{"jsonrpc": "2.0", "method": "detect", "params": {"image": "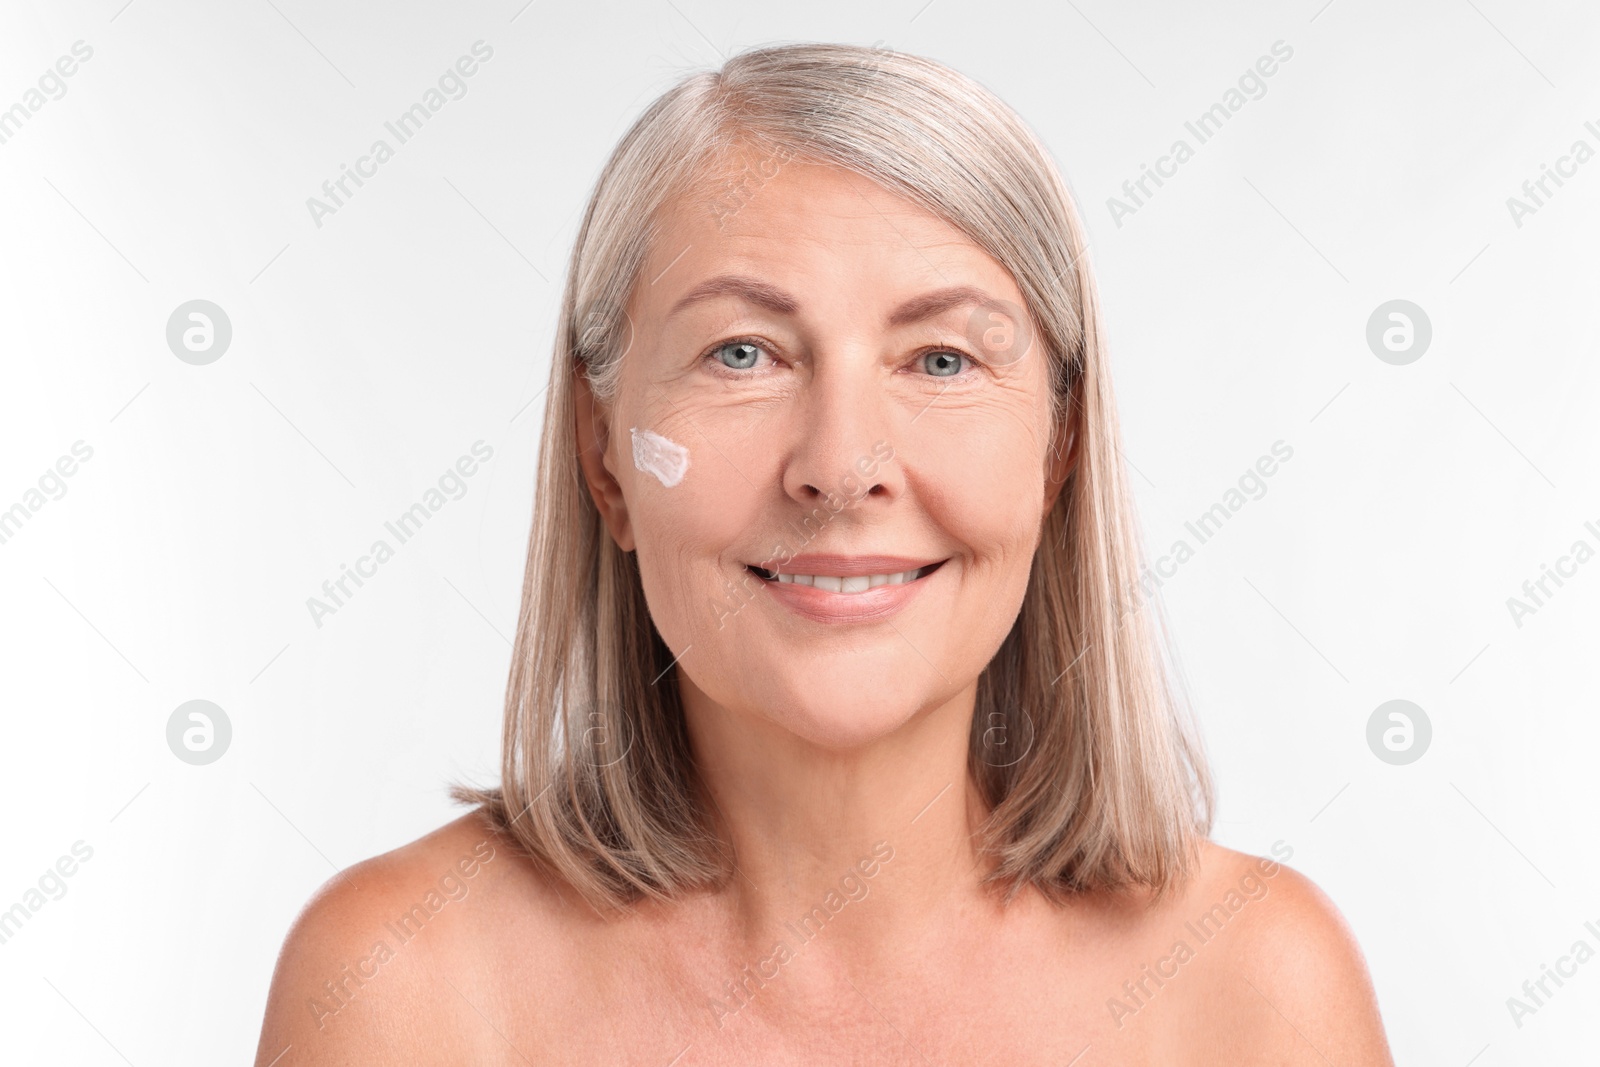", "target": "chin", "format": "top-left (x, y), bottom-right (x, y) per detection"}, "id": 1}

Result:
top-left (742, 667), bottom-right (933, 751)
